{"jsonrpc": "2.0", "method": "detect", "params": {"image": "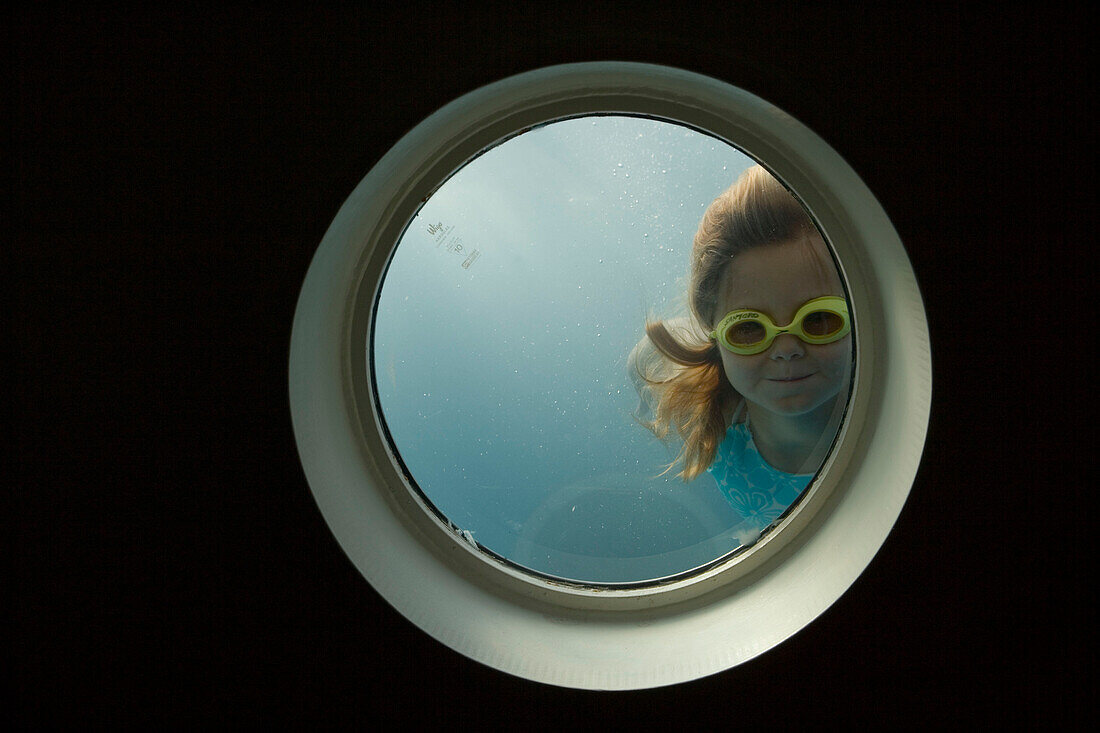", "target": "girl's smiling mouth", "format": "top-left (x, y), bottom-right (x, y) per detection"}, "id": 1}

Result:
top-left (769, 373), bottom-right (814, 382)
